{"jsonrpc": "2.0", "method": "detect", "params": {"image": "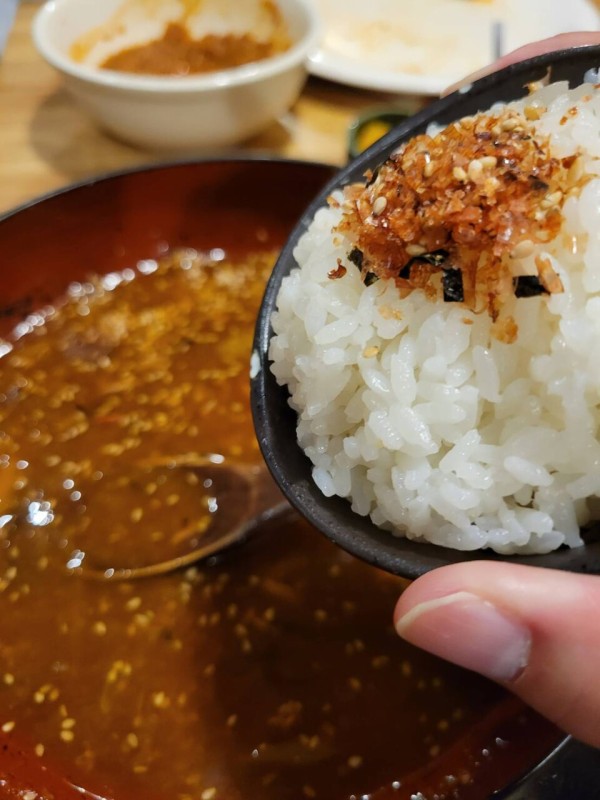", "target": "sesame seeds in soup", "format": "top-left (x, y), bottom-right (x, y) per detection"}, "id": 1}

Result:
top-left (0, 249), bottom-right (560, 798)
